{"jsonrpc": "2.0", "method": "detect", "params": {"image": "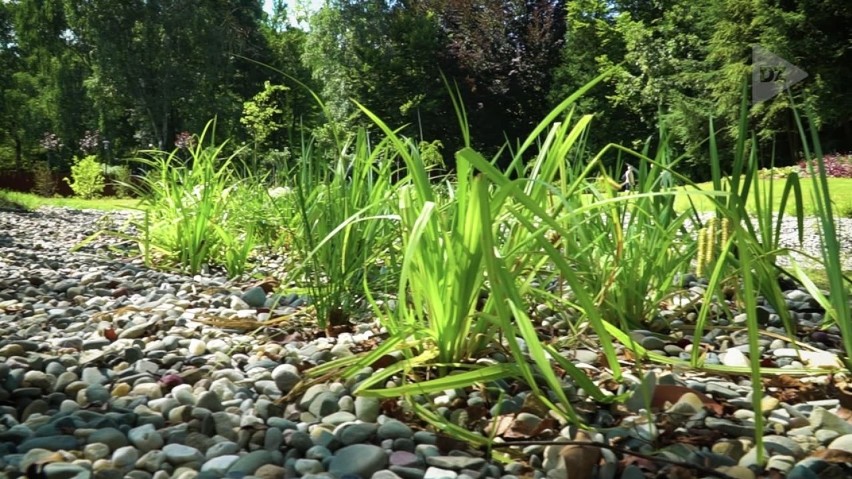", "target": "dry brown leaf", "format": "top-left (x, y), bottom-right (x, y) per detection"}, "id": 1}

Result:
top-left (560, 431), bottom-right (600, 479)
top-left (32, 451), bottom-right (69, 466)
top-left (528, 417), bottom-right (558, 437)
top-left (501, 415), bottom-right (559, 439)
top-left (652, 384), bottom-right (723, 415)
top-left (812, 448), bottom-right (852, 463)
top-left (762, 375), bottom-right (825, 403)
top-left (659, 465), bottom-right (696, 479)
top-left (560, 444), bottom-right (600, 479)
top-left (622, 454), bottom-right (659, 472)
top-left (484, 415), bottom-right (514, 437)
top-left (249, 276), bottom-right (280, 294)
top-left (829, 381), bottom-right (852, 411)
